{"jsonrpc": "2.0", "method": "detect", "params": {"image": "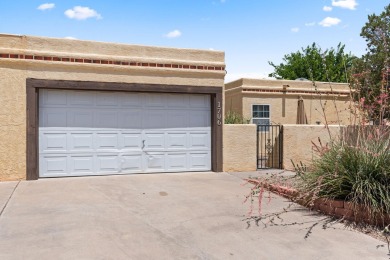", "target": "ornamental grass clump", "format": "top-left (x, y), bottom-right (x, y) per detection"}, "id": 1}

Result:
top-left (295, 125), bottom-right (390, 225)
